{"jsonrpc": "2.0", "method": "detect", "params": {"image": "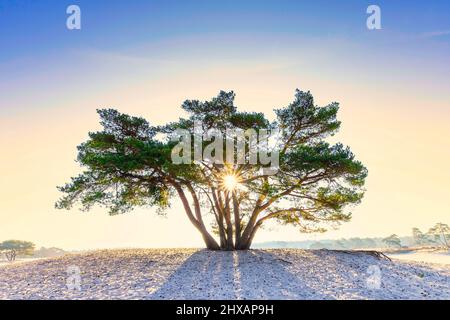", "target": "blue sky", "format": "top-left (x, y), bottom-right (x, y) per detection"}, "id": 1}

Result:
top-left (1, 0), bottom-right (450, 62)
